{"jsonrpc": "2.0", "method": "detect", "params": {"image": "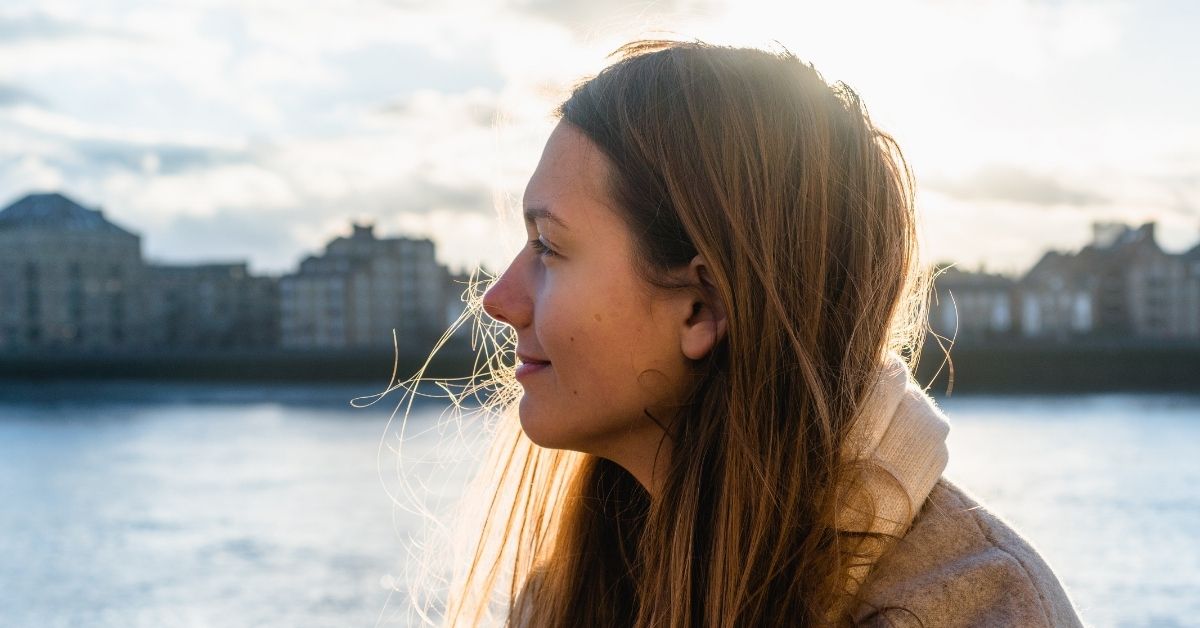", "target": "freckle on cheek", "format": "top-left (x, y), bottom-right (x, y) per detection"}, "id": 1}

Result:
top-left (594, 314), bottom-right (602, 322)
